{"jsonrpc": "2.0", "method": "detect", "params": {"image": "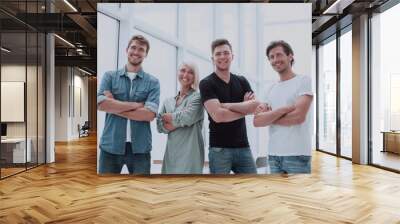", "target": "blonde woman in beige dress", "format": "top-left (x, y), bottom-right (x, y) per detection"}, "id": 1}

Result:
top-left (157, 62), bottom-right (204, 174)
